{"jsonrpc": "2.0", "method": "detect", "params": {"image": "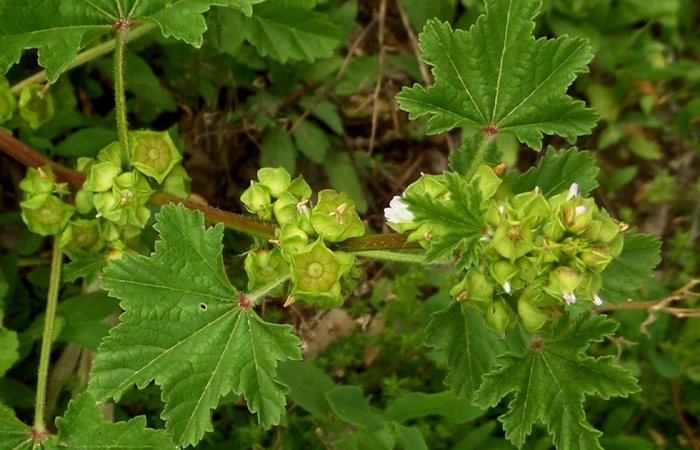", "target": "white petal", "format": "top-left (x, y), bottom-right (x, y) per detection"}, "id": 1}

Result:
top-left (497, 205), bottom-right (506, 213)
top-left (575, 205), bottom-right (588, 216)
top-left (503, 281), bottom-right (511, 294)
top-left (593, 293), bottom-right (603, 306)
top-left (566, 183), bottom-right (579, 201)
top-left (385, 196), bottom-right (414, 223)
top-left (563, 292), bottom-right (577, 305)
